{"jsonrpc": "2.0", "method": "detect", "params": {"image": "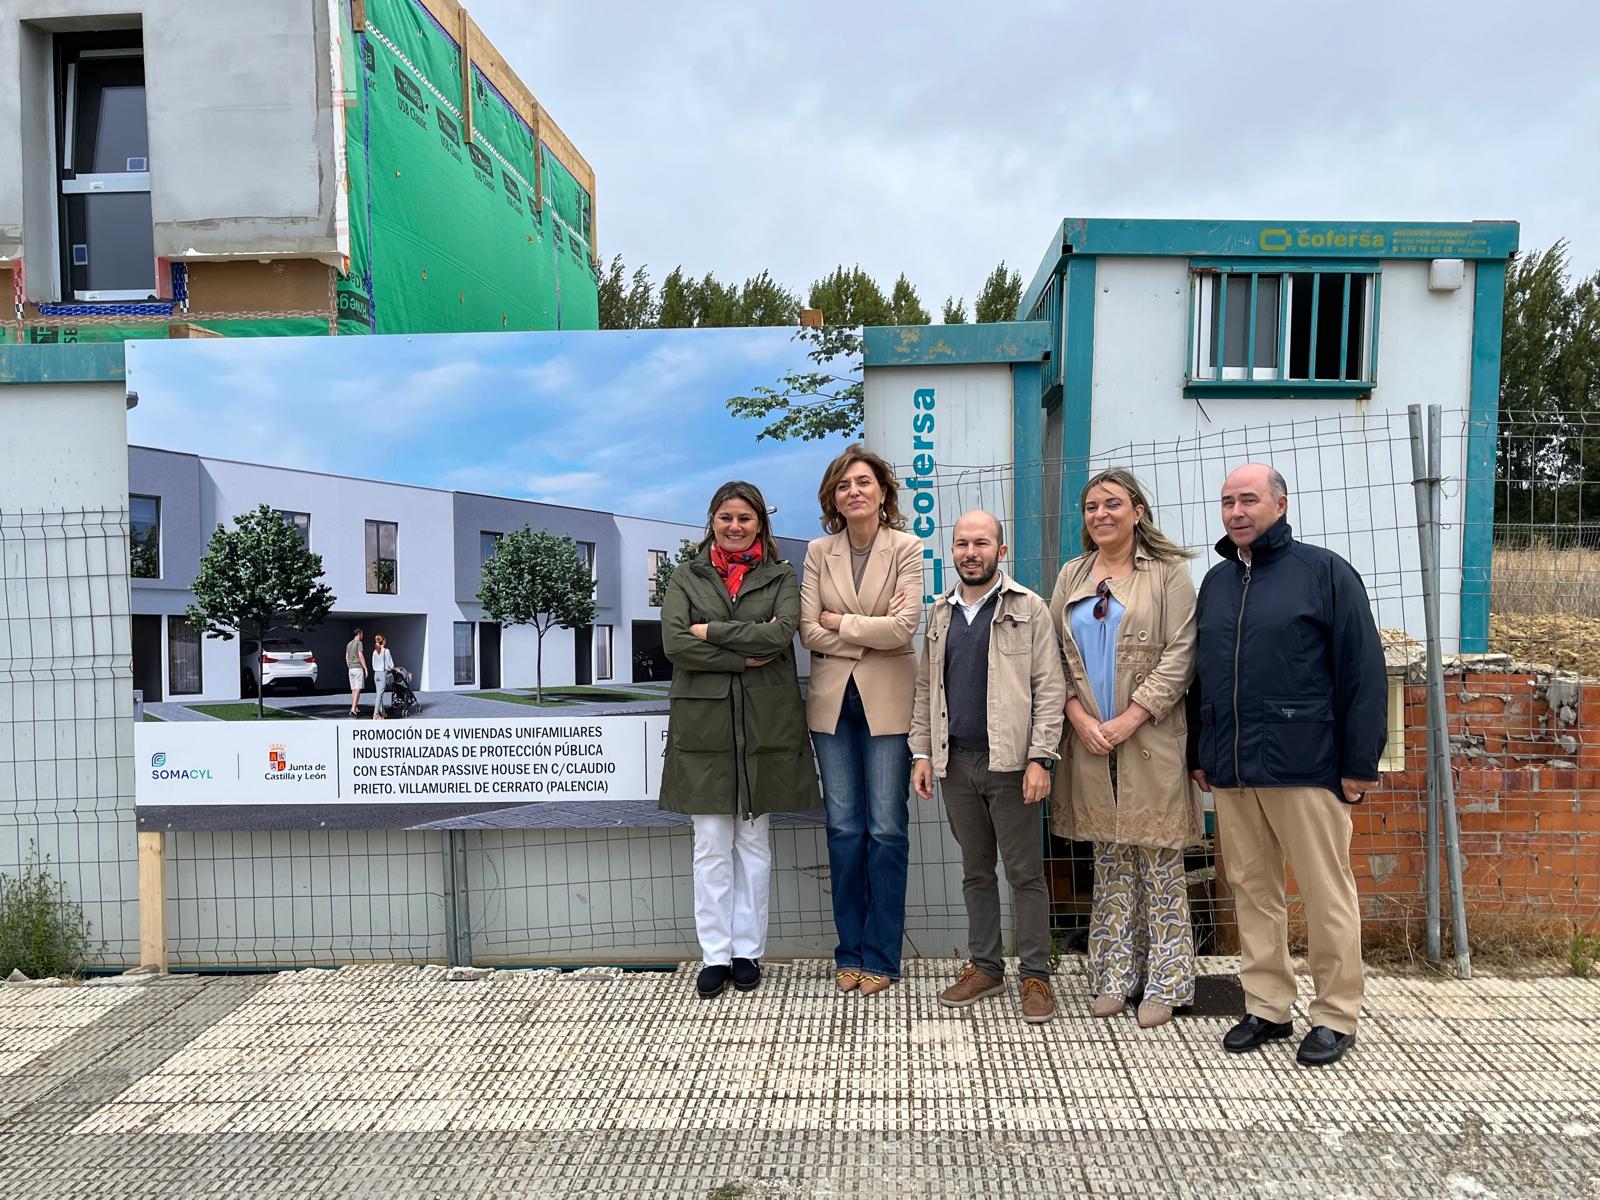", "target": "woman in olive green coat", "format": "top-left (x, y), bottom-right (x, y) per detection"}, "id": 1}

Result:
top-left (660, 480), bottom-right (820, 999)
